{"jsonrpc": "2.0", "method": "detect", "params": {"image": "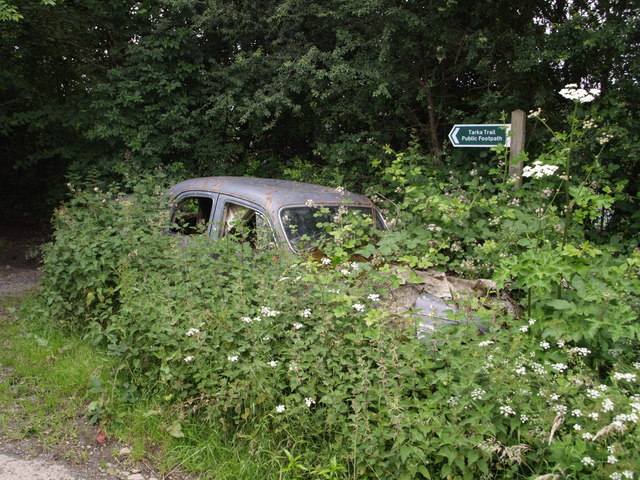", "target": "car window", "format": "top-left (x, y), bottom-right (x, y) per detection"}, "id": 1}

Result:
top-left (220, 202), bottom-right (274, 249)
top-left (171, 196), bottom-right (214, 235)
